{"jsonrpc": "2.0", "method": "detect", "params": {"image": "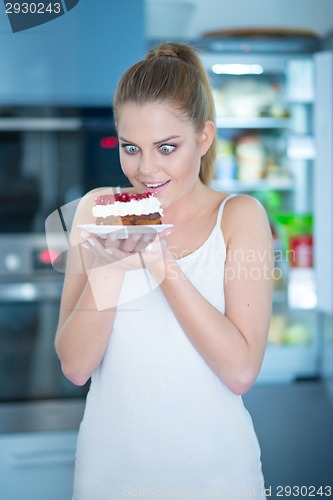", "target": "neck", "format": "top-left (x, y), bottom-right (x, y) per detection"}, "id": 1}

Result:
top-left (162, 180), bottom-right (210, 224)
